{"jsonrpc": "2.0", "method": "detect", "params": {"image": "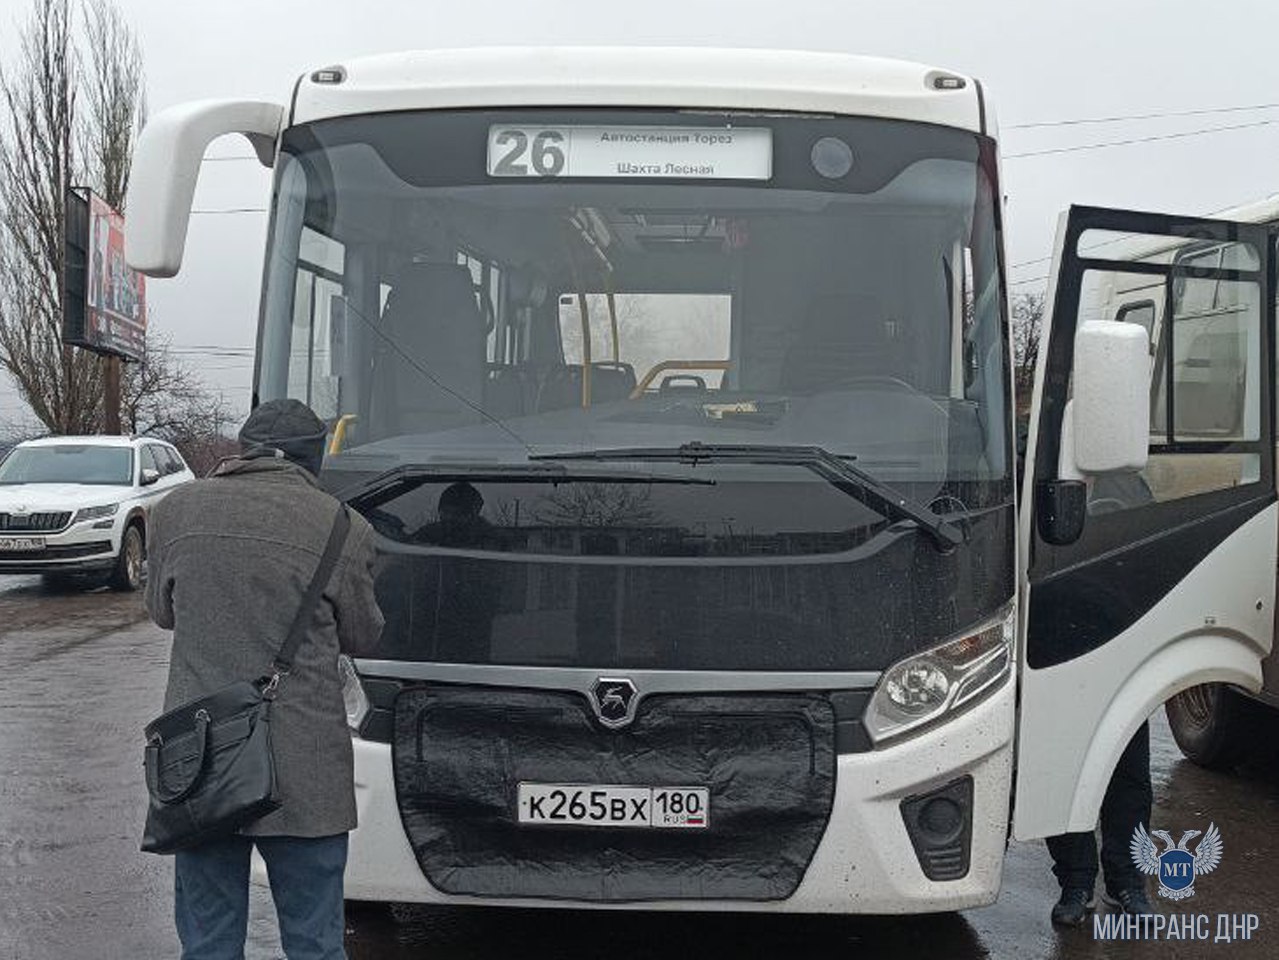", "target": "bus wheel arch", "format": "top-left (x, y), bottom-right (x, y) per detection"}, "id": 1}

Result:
top-left (1064, 635), bottom-right (1263, 832)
